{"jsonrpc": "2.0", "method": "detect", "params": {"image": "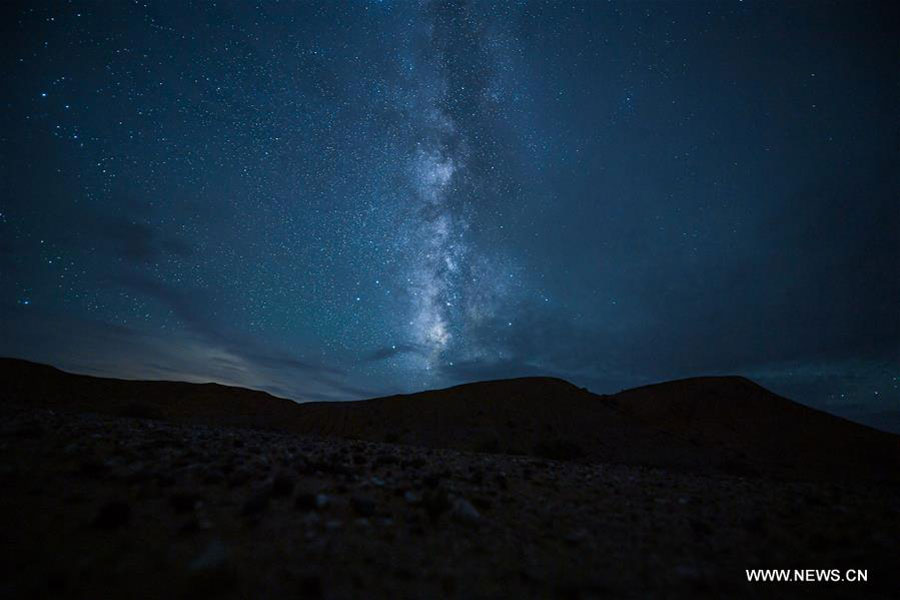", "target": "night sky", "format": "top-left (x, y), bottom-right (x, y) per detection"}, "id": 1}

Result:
top-left (1, 1), bottom-right (898, 431)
